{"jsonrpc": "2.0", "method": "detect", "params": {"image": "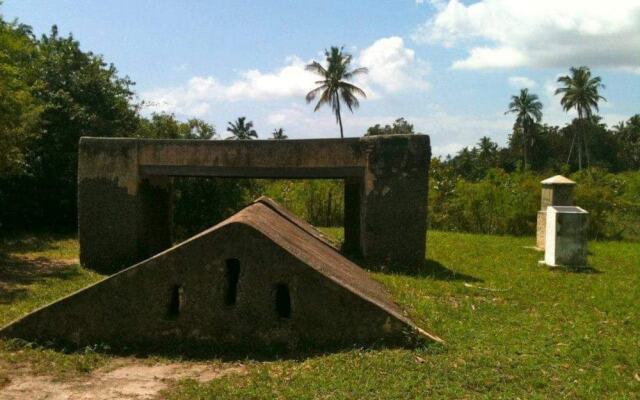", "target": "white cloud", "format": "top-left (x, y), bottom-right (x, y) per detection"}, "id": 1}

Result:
top-left (432, 142), bottom-right (465, 157)
top-left (142, 37), bottom-right (428, 117)
top-left (508, 76), bottom-right (536, 89)
top-left (413, 0), bottom-right (640, 71)
top-left (142, 58), bottom-right (317, 116)
top-left (358, 37), bottom-right (429, 92)
top-left (267, 113), bottom-right (287, 125)
top-left (225, 57), bottom-right (316, 101)
top-left (416, 0), bottom-right (447, 9)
